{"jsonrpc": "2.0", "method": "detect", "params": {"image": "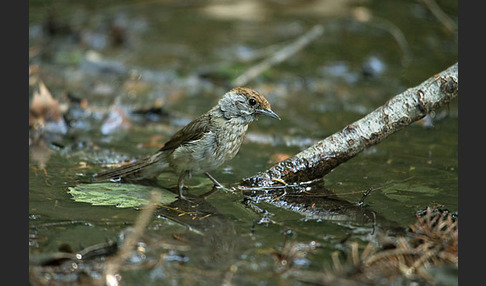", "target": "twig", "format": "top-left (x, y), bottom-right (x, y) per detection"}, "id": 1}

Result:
top-left (105, 190), bottom-right (161, 286)
top-left (357, 187), bottom-right (373, 206)
top-left (232, 25), bottom-right (324, 86)
top-left (372, 17), bottom-right (412, 67)
top-left (222, 264), bottom-right (238, 286)
top-left (420, 0), bottom-right (457, 33)
top-left (352, 9), bottom-right (412, 67)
